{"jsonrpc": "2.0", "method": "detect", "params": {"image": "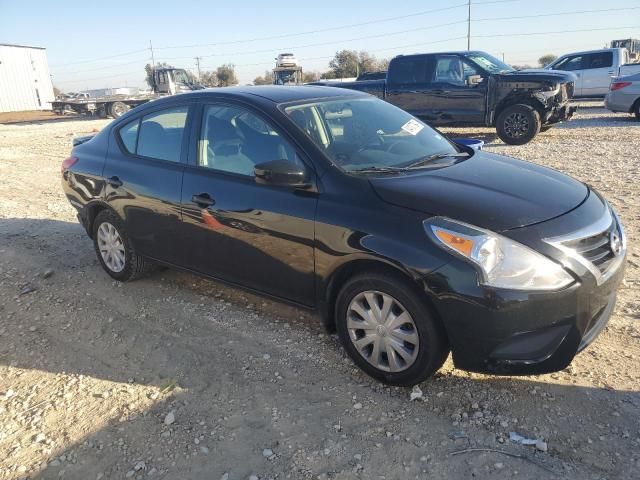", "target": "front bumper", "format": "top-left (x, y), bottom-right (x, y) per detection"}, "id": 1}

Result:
top-left (545, 103), bottom-right (577, 125)
top-left (422, 193), bottom-right (625, 375)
